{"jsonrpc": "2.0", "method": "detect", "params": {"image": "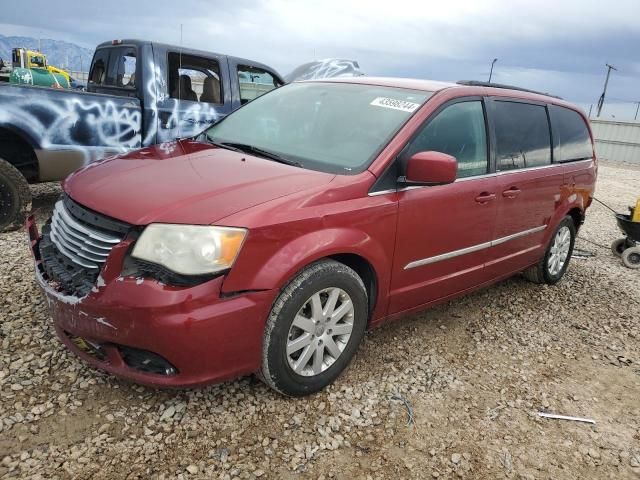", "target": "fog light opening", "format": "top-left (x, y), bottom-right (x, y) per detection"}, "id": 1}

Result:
top-left (117, 346), bottom-right (178, 376)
